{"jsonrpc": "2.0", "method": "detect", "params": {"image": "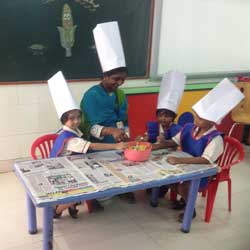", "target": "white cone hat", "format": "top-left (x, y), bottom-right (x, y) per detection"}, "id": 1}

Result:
top-left (48, 71), bottom-right (80, 119)
top-left (192, 78), bottom-right (245, 123)
top-left (93, 21), bottom-right (126, 72)
top-left (157, 70), bottom-right (186, 113)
